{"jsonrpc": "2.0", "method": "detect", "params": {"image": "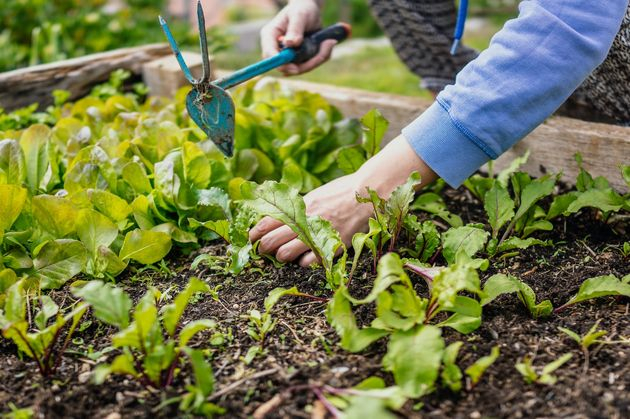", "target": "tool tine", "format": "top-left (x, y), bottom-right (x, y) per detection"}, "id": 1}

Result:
top-left (197, 1), bottom-right (211, 83)
top-left (159, 15), bottom-right (195, 84)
